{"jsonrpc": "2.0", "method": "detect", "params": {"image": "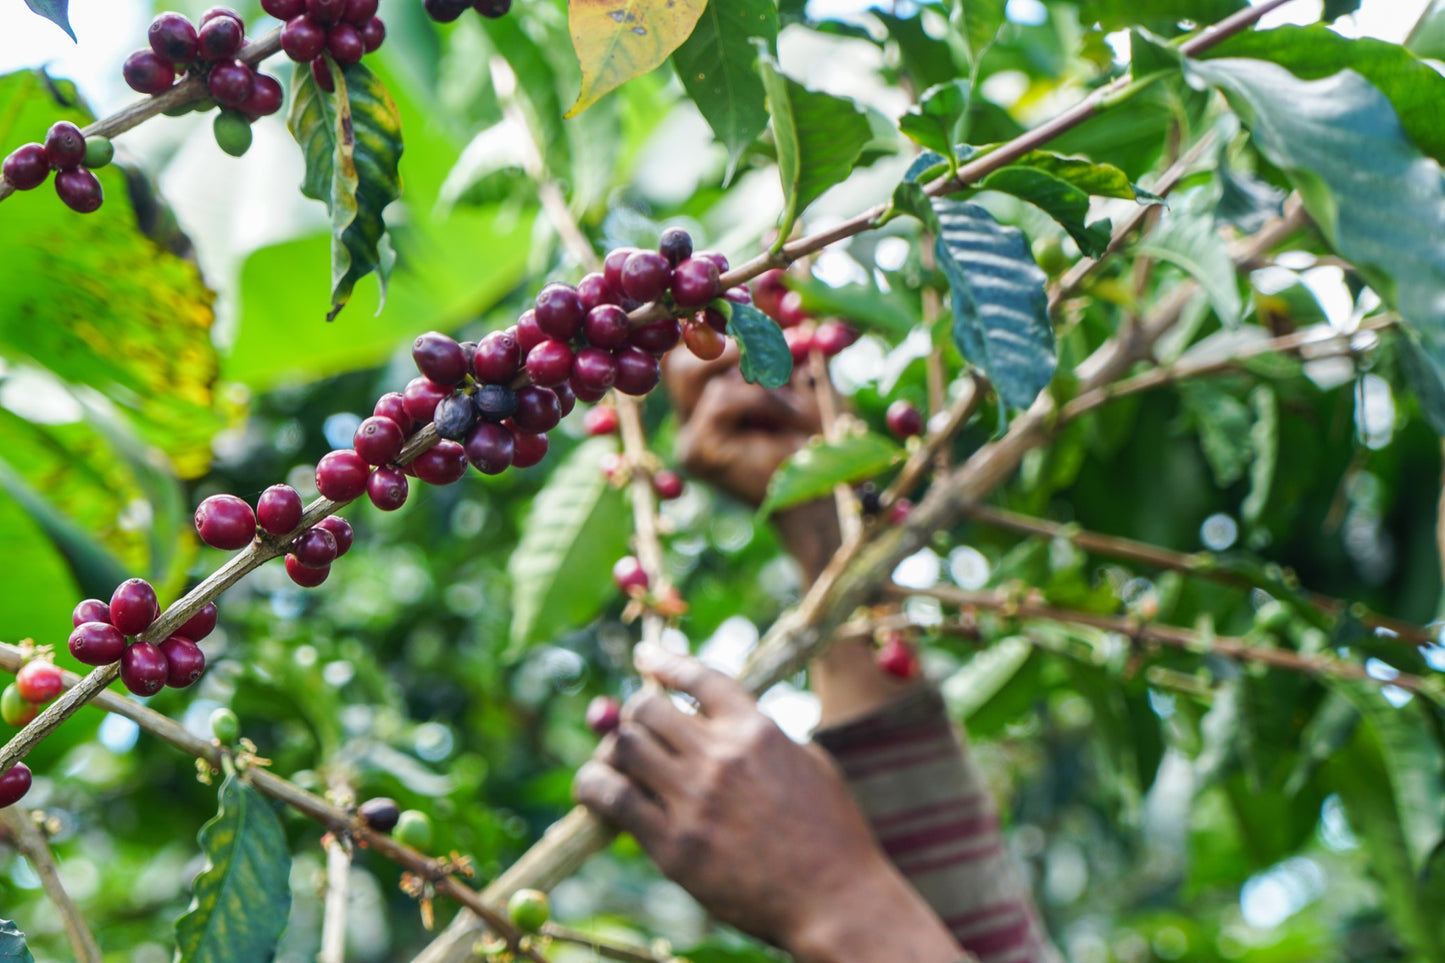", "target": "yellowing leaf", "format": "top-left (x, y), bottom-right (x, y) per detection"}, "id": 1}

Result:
top-left (567, 0), bottom-right (707, 117)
